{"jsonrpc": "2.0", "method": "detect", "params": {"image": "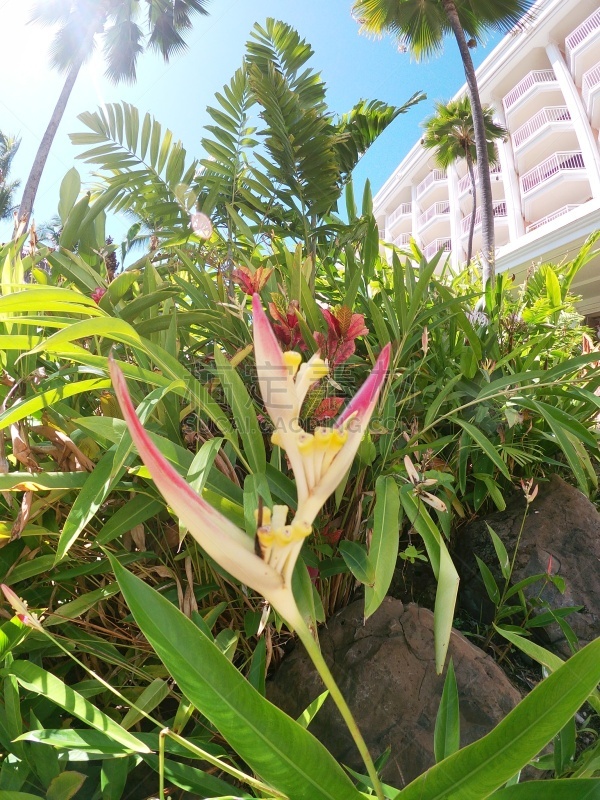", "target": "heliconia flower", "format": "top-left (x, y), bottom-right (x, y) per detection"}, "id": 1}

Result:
top-left (108, 354), bottom-right (306, 627)
top-left (253, 294), bottom-right (390, 525)
top-left (1, 584), bottom-right (44, 631)
top-left (314, 306), bottom-right (369, 366)
top-left (231, 265), bottom-right (273, 295)
top-left (108, 298), bottom-right (389, 629)
top-left (91, 287), bottom-right (107, 304)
